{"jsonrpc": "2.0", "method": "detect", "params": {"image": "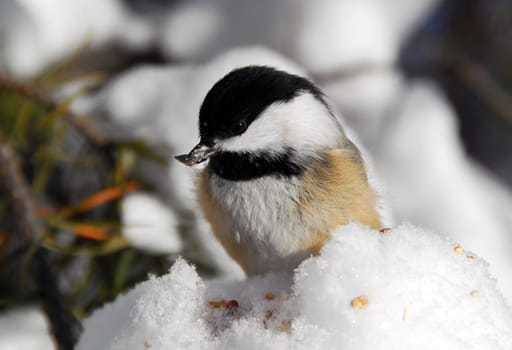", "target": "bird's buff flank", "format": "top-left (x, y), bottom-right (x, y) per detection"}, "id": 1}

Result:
top-left (176, 66), bottom-right (383, 275)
